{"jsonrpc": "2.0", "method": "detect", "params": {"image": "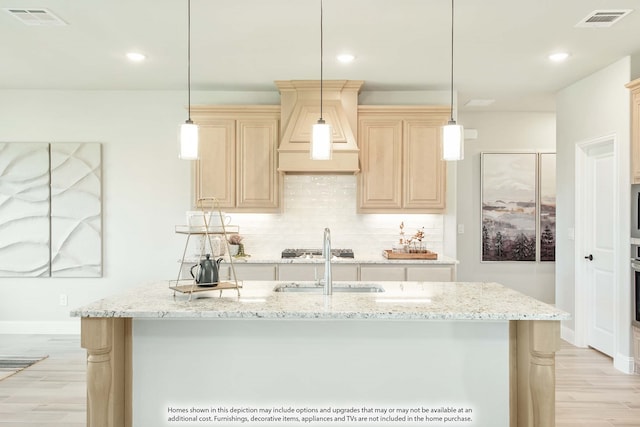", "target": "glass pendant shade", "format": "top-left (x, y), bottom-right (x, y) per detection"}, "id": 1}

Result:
top-left (179, 120), bottom-right (199, 160)
top-left (442, 121), bottom-right (464, 161)
top-left (310, 120), bottom-right (332, 160)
